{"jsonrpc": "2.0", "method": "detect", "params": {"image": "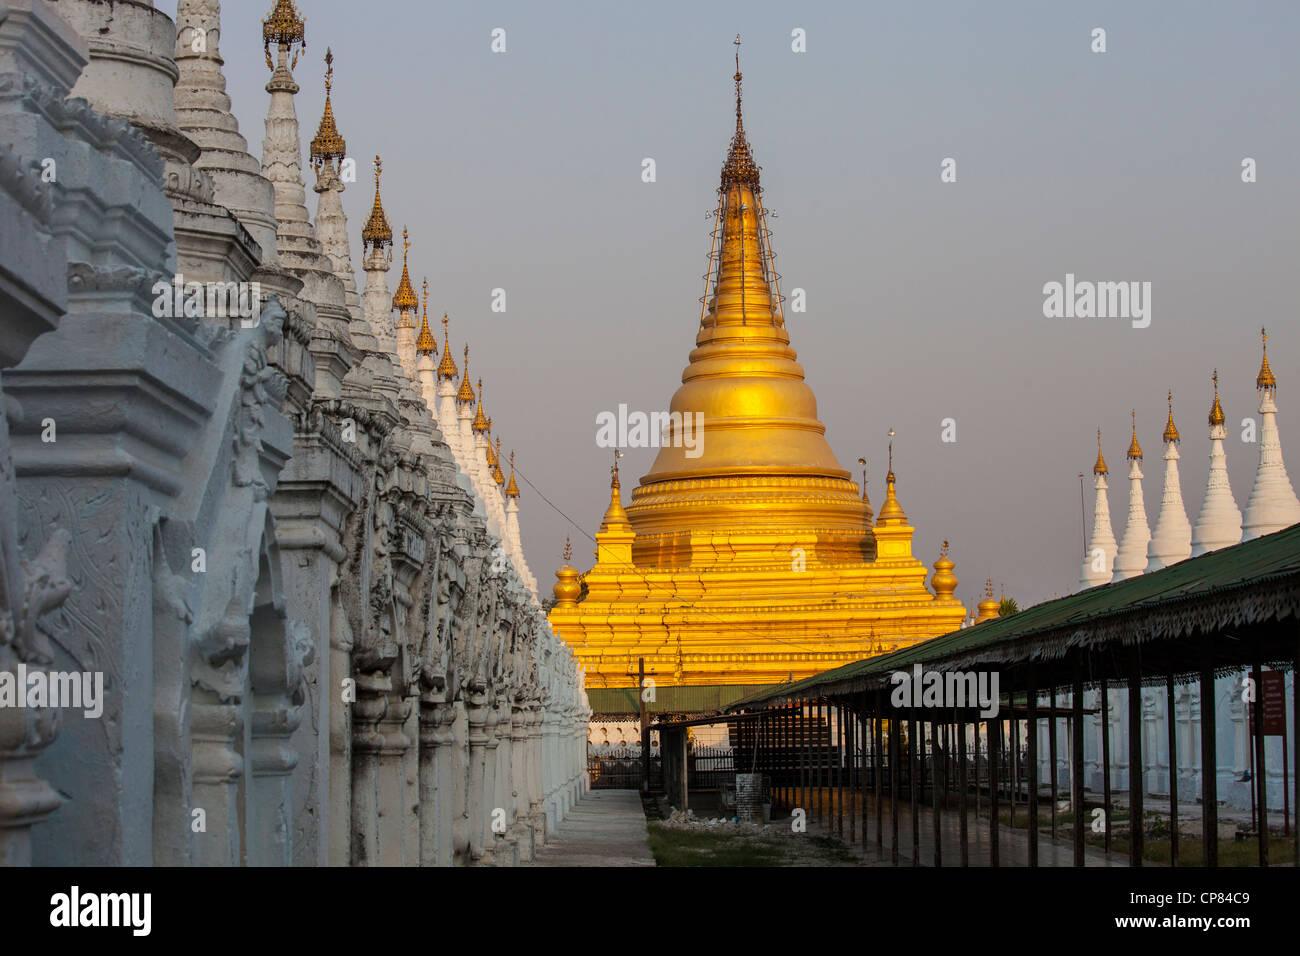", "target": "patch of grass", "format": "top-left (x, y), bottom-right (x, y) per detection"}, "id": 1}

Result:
top-left (645, 822), bottom-right (789, 867)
